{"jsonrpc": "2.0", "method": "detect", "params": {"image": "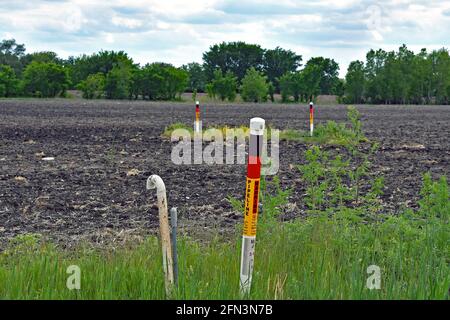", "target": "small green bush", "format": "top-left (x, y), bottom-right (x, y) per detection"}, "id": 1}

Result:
top-left (104, 63), bottom-right (132, 100)
top-left (0, 64), bottom-right (19, 97)
top-left (22, 61), bottom-right (70, 97)
top-left (240, 67), bottom-right (268, 102)
top-left (131, 63), bottom-right (188, 101)
top-left (77, 73), bottom-right (104, 99)
top-left (207, 70), bottom-right (237, 101)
